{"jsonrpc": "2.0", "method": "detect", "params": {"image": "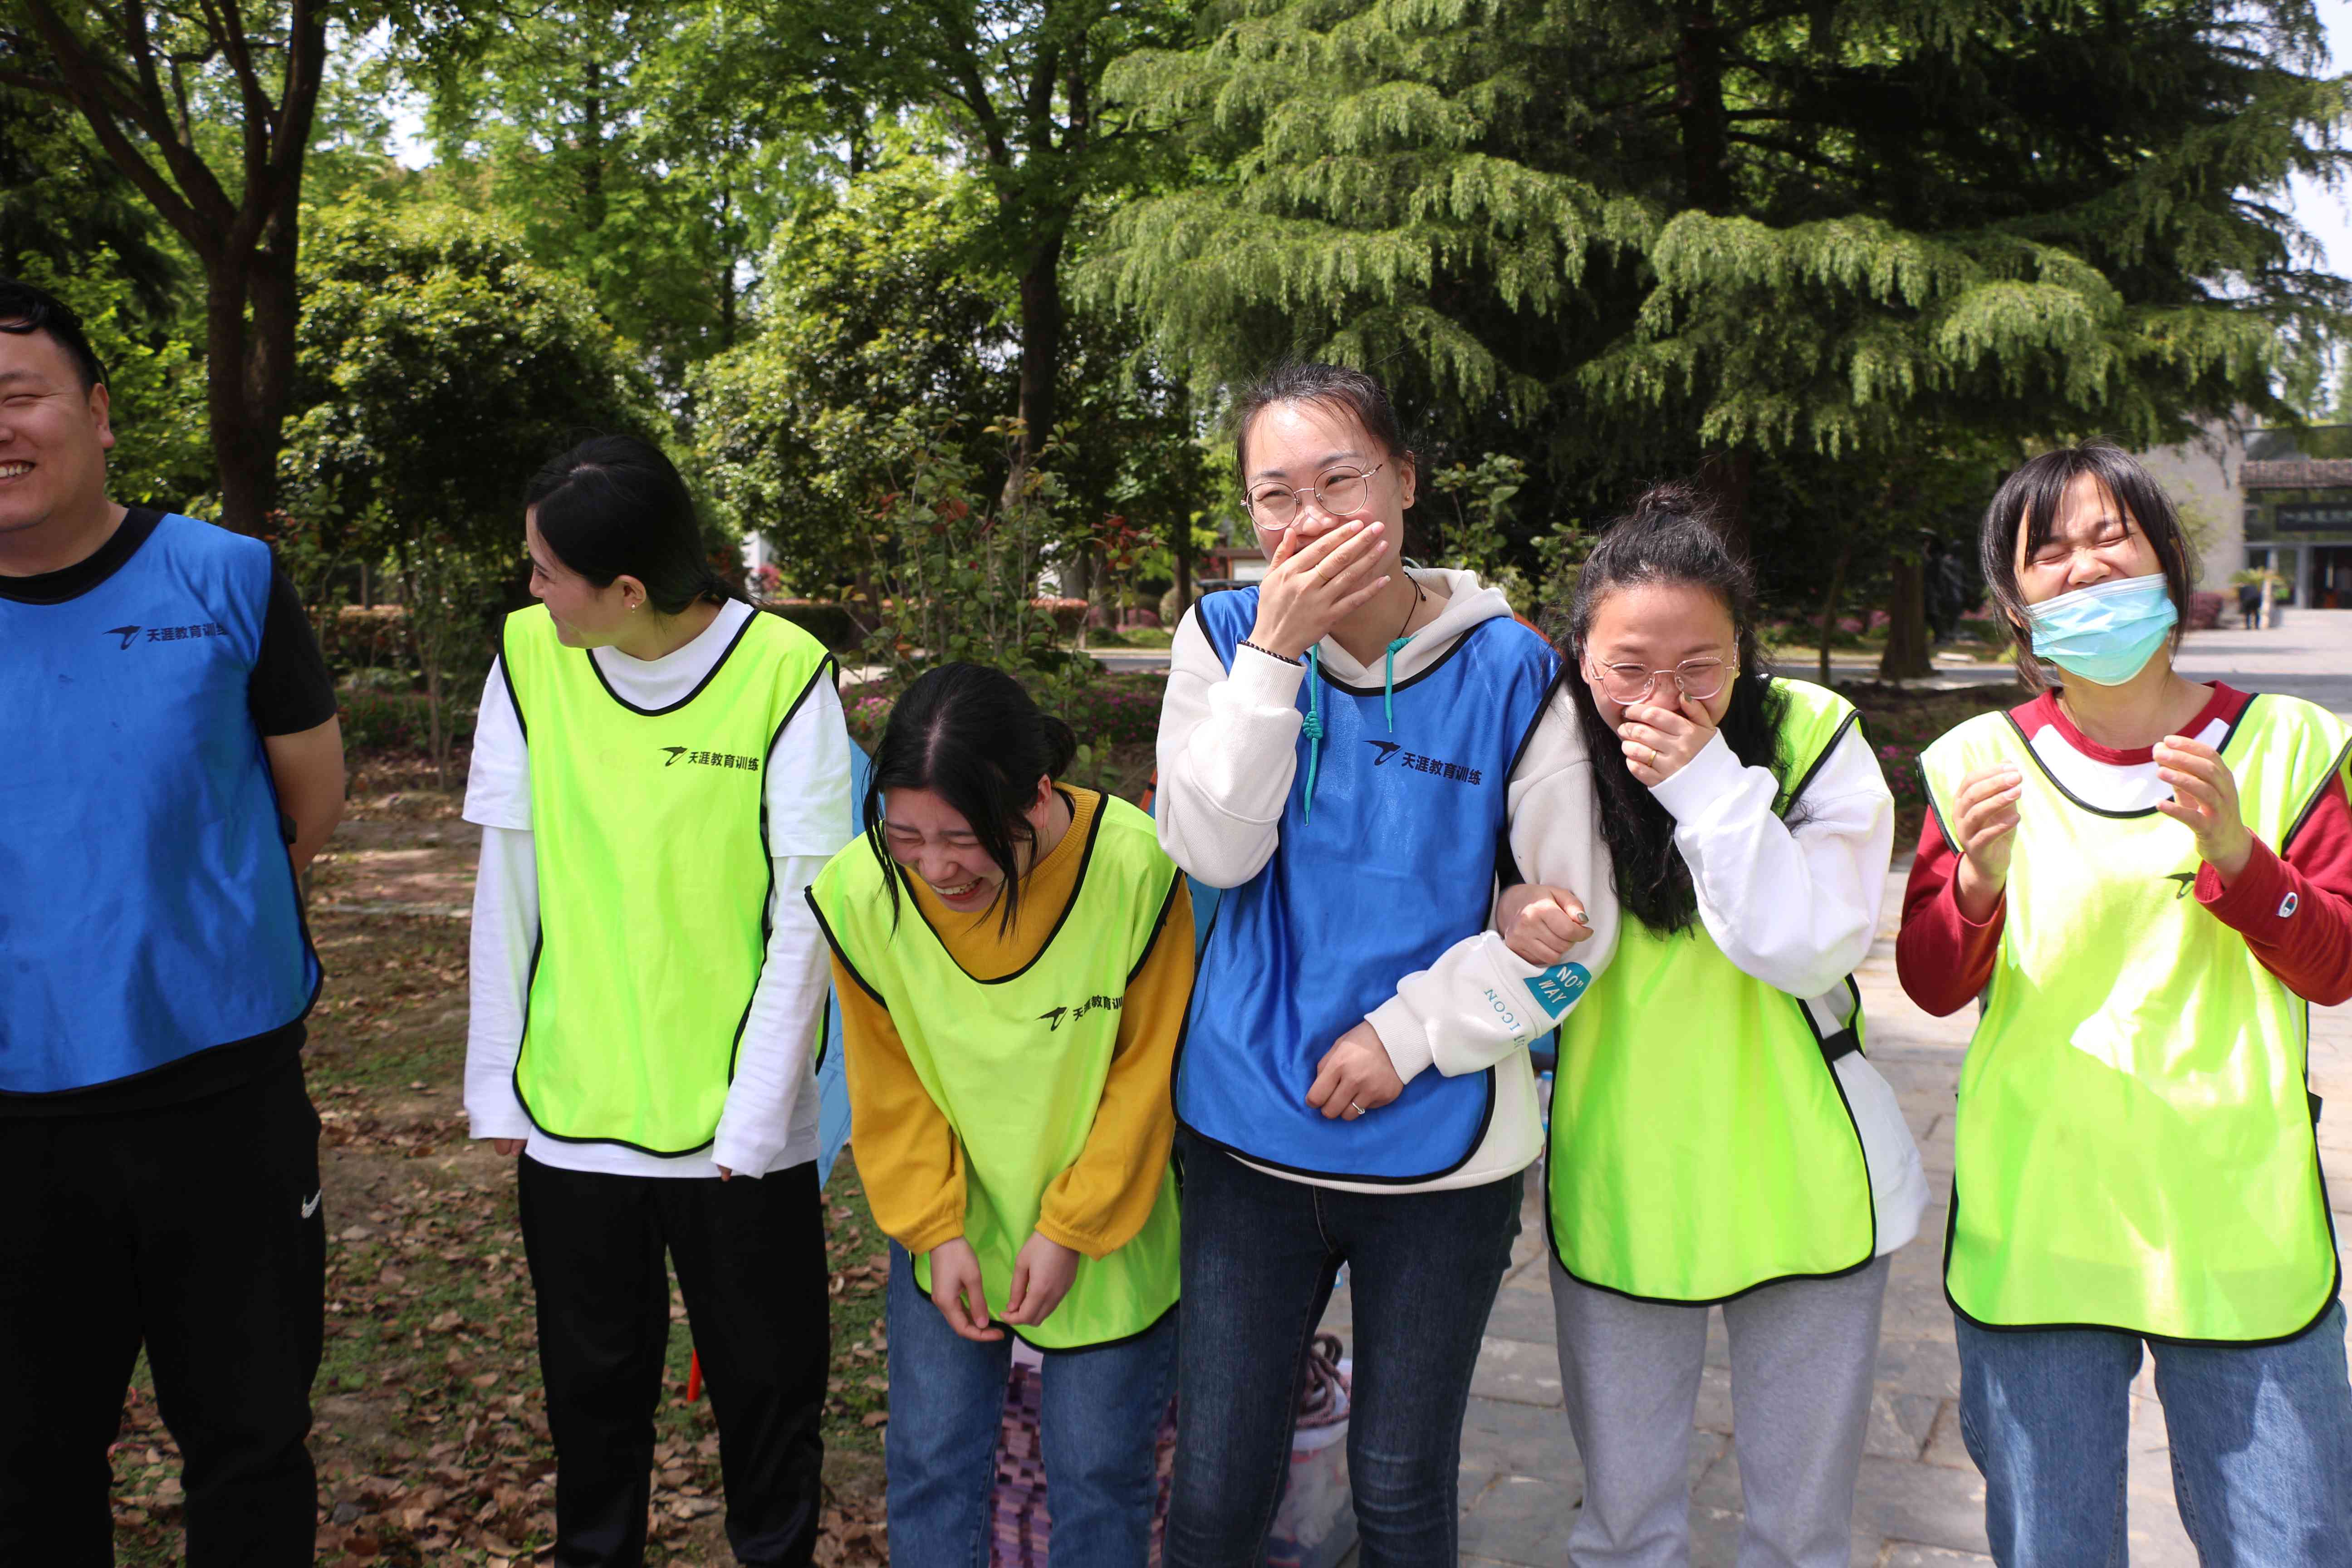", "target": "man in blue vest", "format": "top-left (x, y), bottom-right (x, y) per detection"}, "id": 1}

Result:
top-left (0, 277), bottom-right (346, 1565)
